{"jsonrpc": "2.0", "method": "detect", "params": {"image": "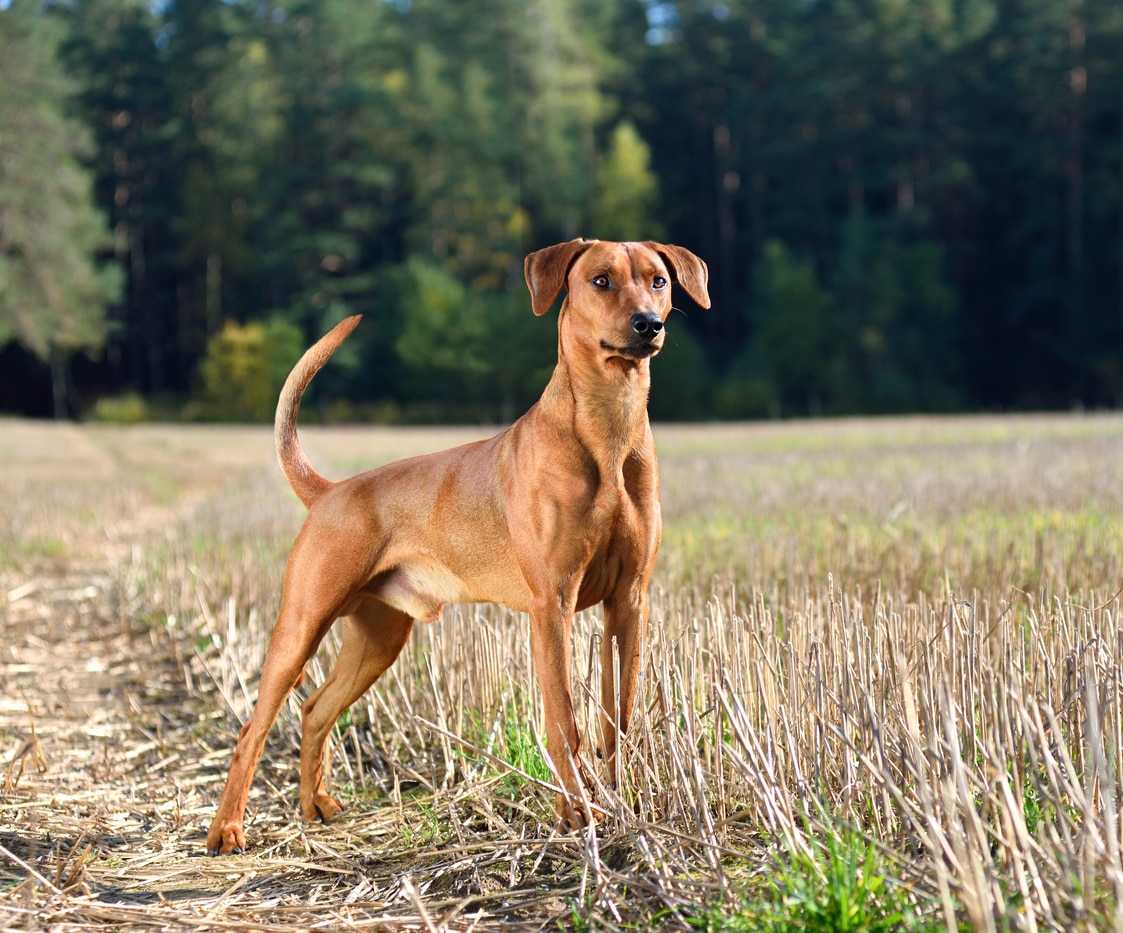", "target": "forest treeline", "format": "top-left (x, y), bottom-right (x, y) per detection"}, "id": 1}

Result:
top-left (1, 0), bottom-right (1122, 421)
